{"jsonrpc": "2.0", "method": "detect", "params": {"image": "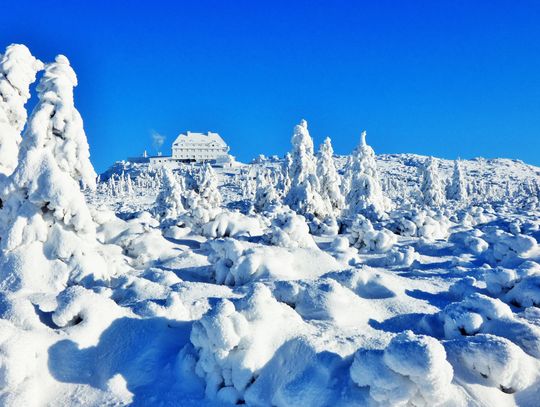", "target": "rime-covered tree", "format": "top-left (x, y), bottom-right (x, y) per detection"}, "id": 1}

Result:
top-left (280, 152), bottom-right (293, 196)
top-left (0, 55), bottom-right (107, 292)
top-left (254, 170), bottom-right (280, 212)
top-left (284, 119), bottom-right (327, 219)
top-left (317, 137), bottom-right (344, 216)
top-left (447, 159), bottom-right (468, 202)
top-left (0, 44), bottom-right (43, 176)
top-left (197, 163), bottom-right (222, 209)
top-left (154, 168), bottom-right (185, 220)
top-left (345, 131), bottom-right (388, 219)
top-left (419, 157), bottom-right (445, 207)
